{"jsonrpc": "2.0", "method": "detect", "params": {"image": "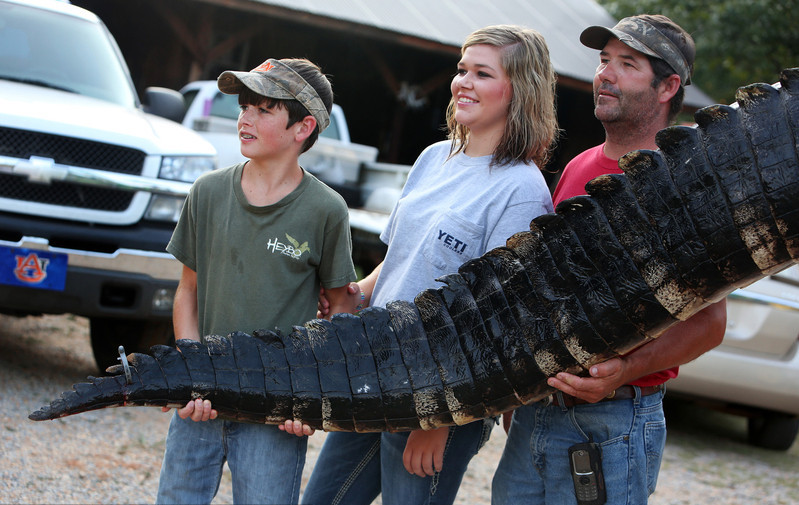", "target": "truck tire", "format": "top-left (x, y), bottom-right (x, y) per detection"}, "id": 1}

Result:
top-left (747, 412), bottom-right (799, 451)
top-left (89, 318), bottom-right (175, 372)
